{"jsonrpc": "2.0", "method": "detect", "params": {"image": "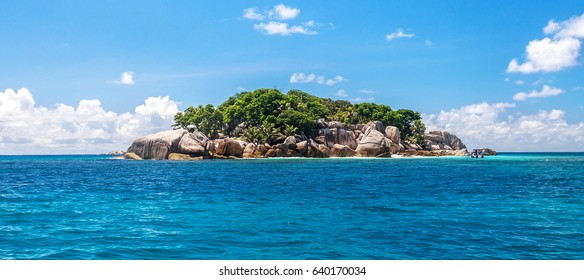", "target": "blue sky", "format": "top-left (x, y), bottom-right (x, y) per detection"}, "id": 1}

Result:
top-left (1, 1), bottom-right (583, 153)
